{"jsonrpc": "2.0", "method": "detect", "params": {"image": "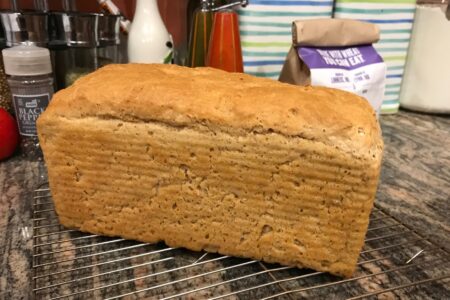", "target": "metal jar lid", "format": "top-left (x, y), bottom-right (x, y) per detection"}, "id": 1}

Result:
top-left (65, 12), bottom-right (99, 48)
top-left (48, 12), bottom-right (68, 48)
top-left (48, 12), bottom-right (98, 48)
top-left (0, 11), bottom-right (48, 47)
top-left (98, 14), bottom-right (120, 47)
